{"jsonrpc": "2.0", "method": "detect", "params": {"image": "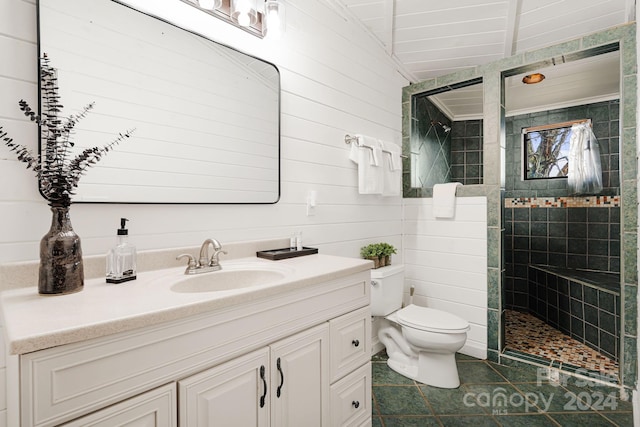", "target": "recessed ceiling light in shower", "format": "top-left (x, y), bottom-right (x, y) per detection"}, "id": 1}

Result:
top-left (522, 73), bottom-right (546, 84)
